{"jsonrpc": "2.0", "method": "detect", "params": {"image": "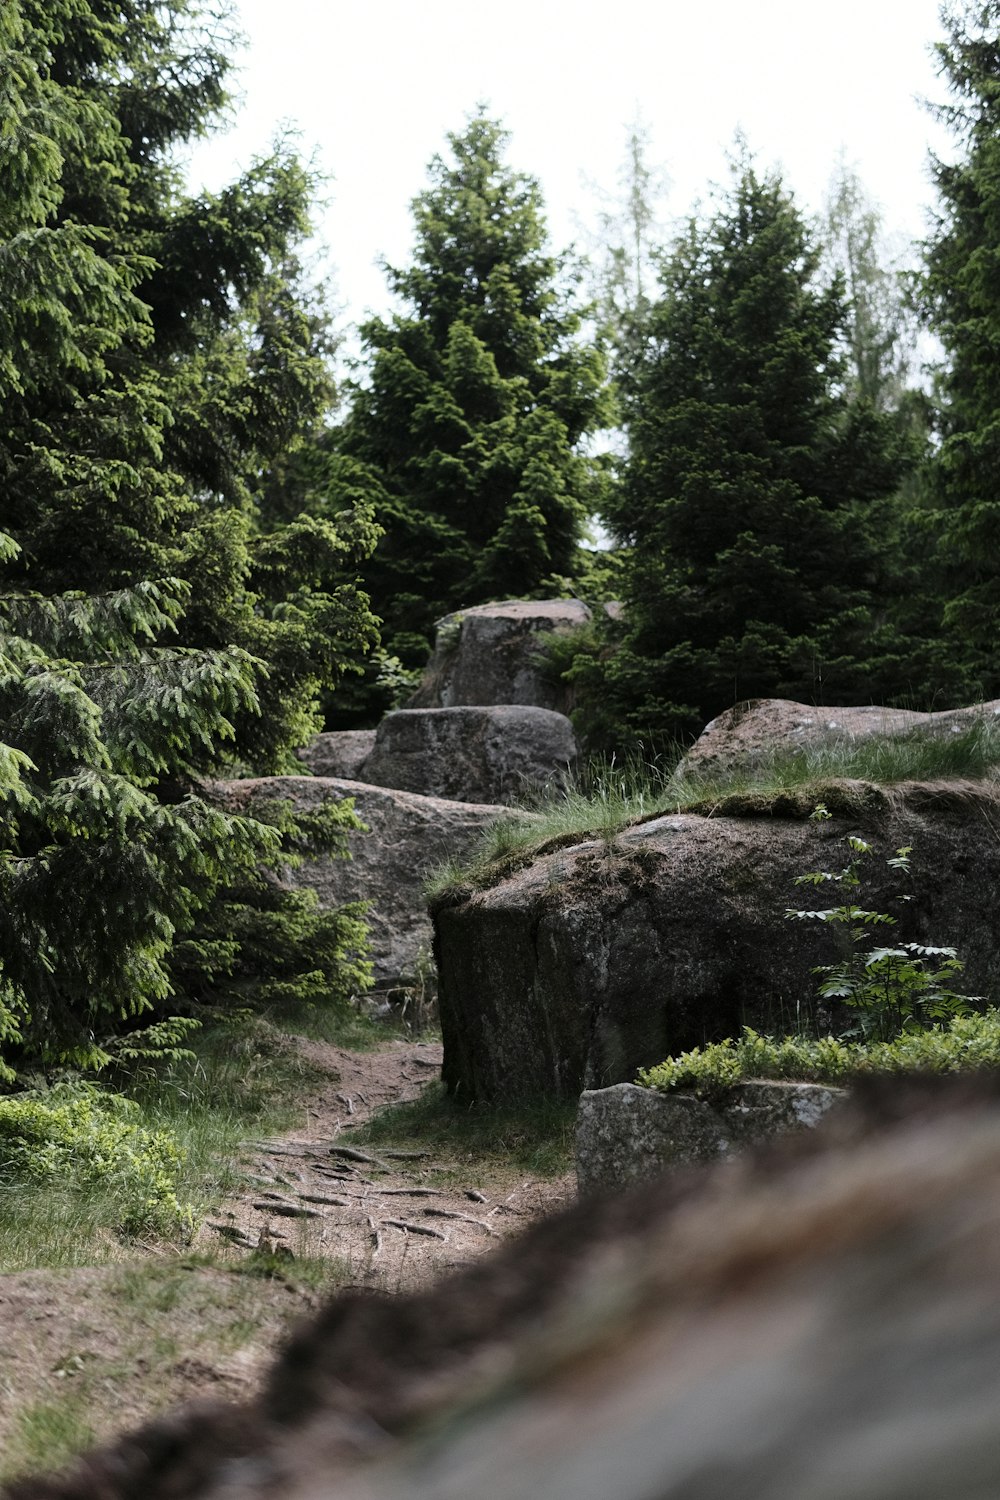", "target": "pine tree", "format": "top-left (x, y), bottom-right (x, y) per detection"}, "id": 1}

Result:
top-left (922, 0), bottom-right (1000, 687)
top-left (599, 150), bottom-right (906, 744)
top-left (330, 111), bottom-right (611, 681)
